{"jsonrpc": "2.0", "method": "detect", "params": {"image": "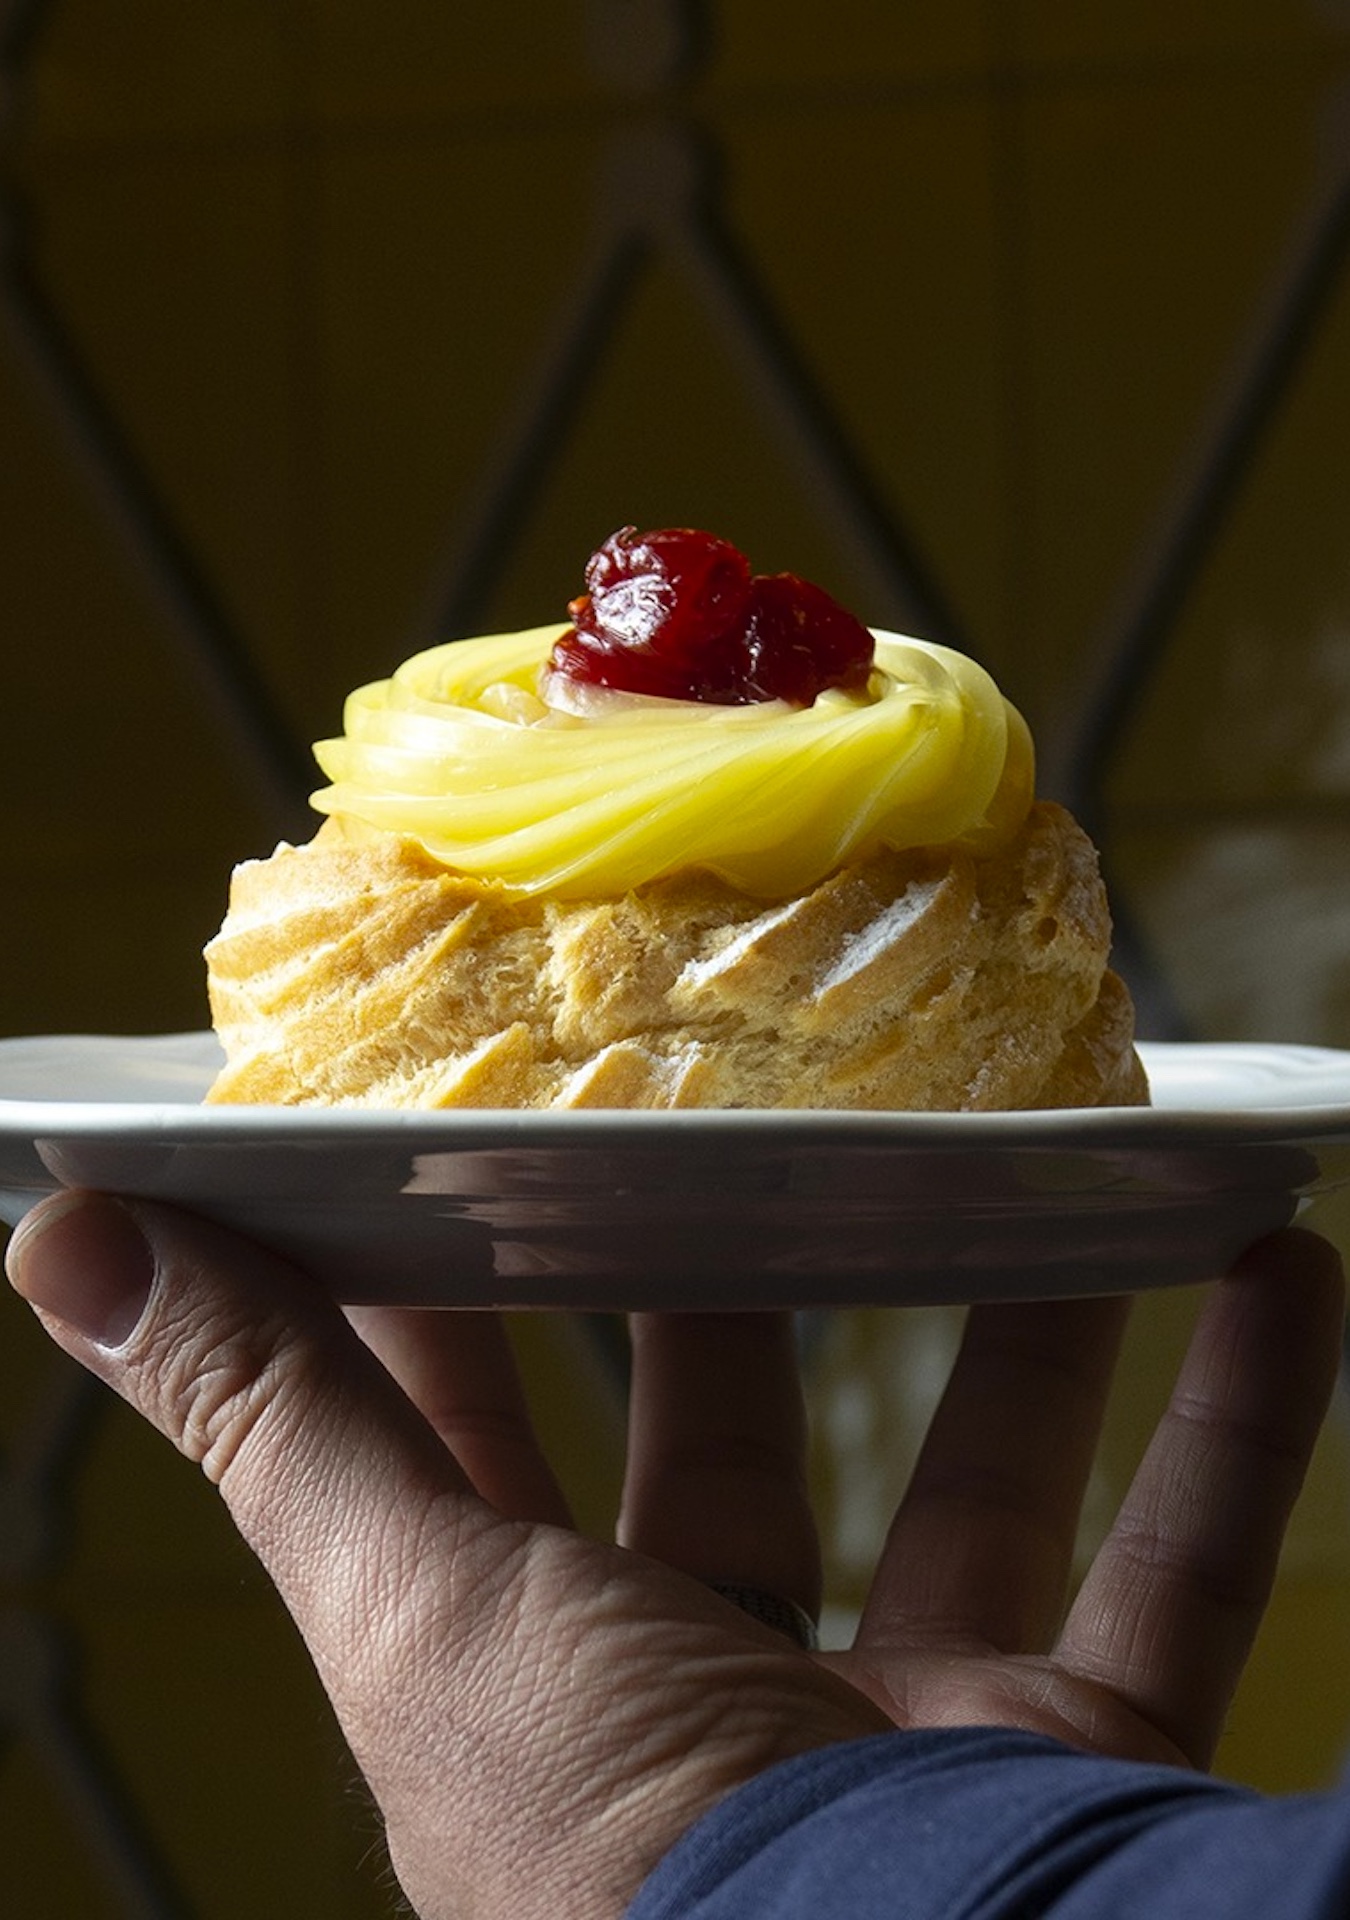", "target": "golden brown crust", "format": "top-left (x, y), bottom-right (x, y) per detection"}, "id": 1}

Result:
top-left (204, 802), bottom-right (1148, 1111)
